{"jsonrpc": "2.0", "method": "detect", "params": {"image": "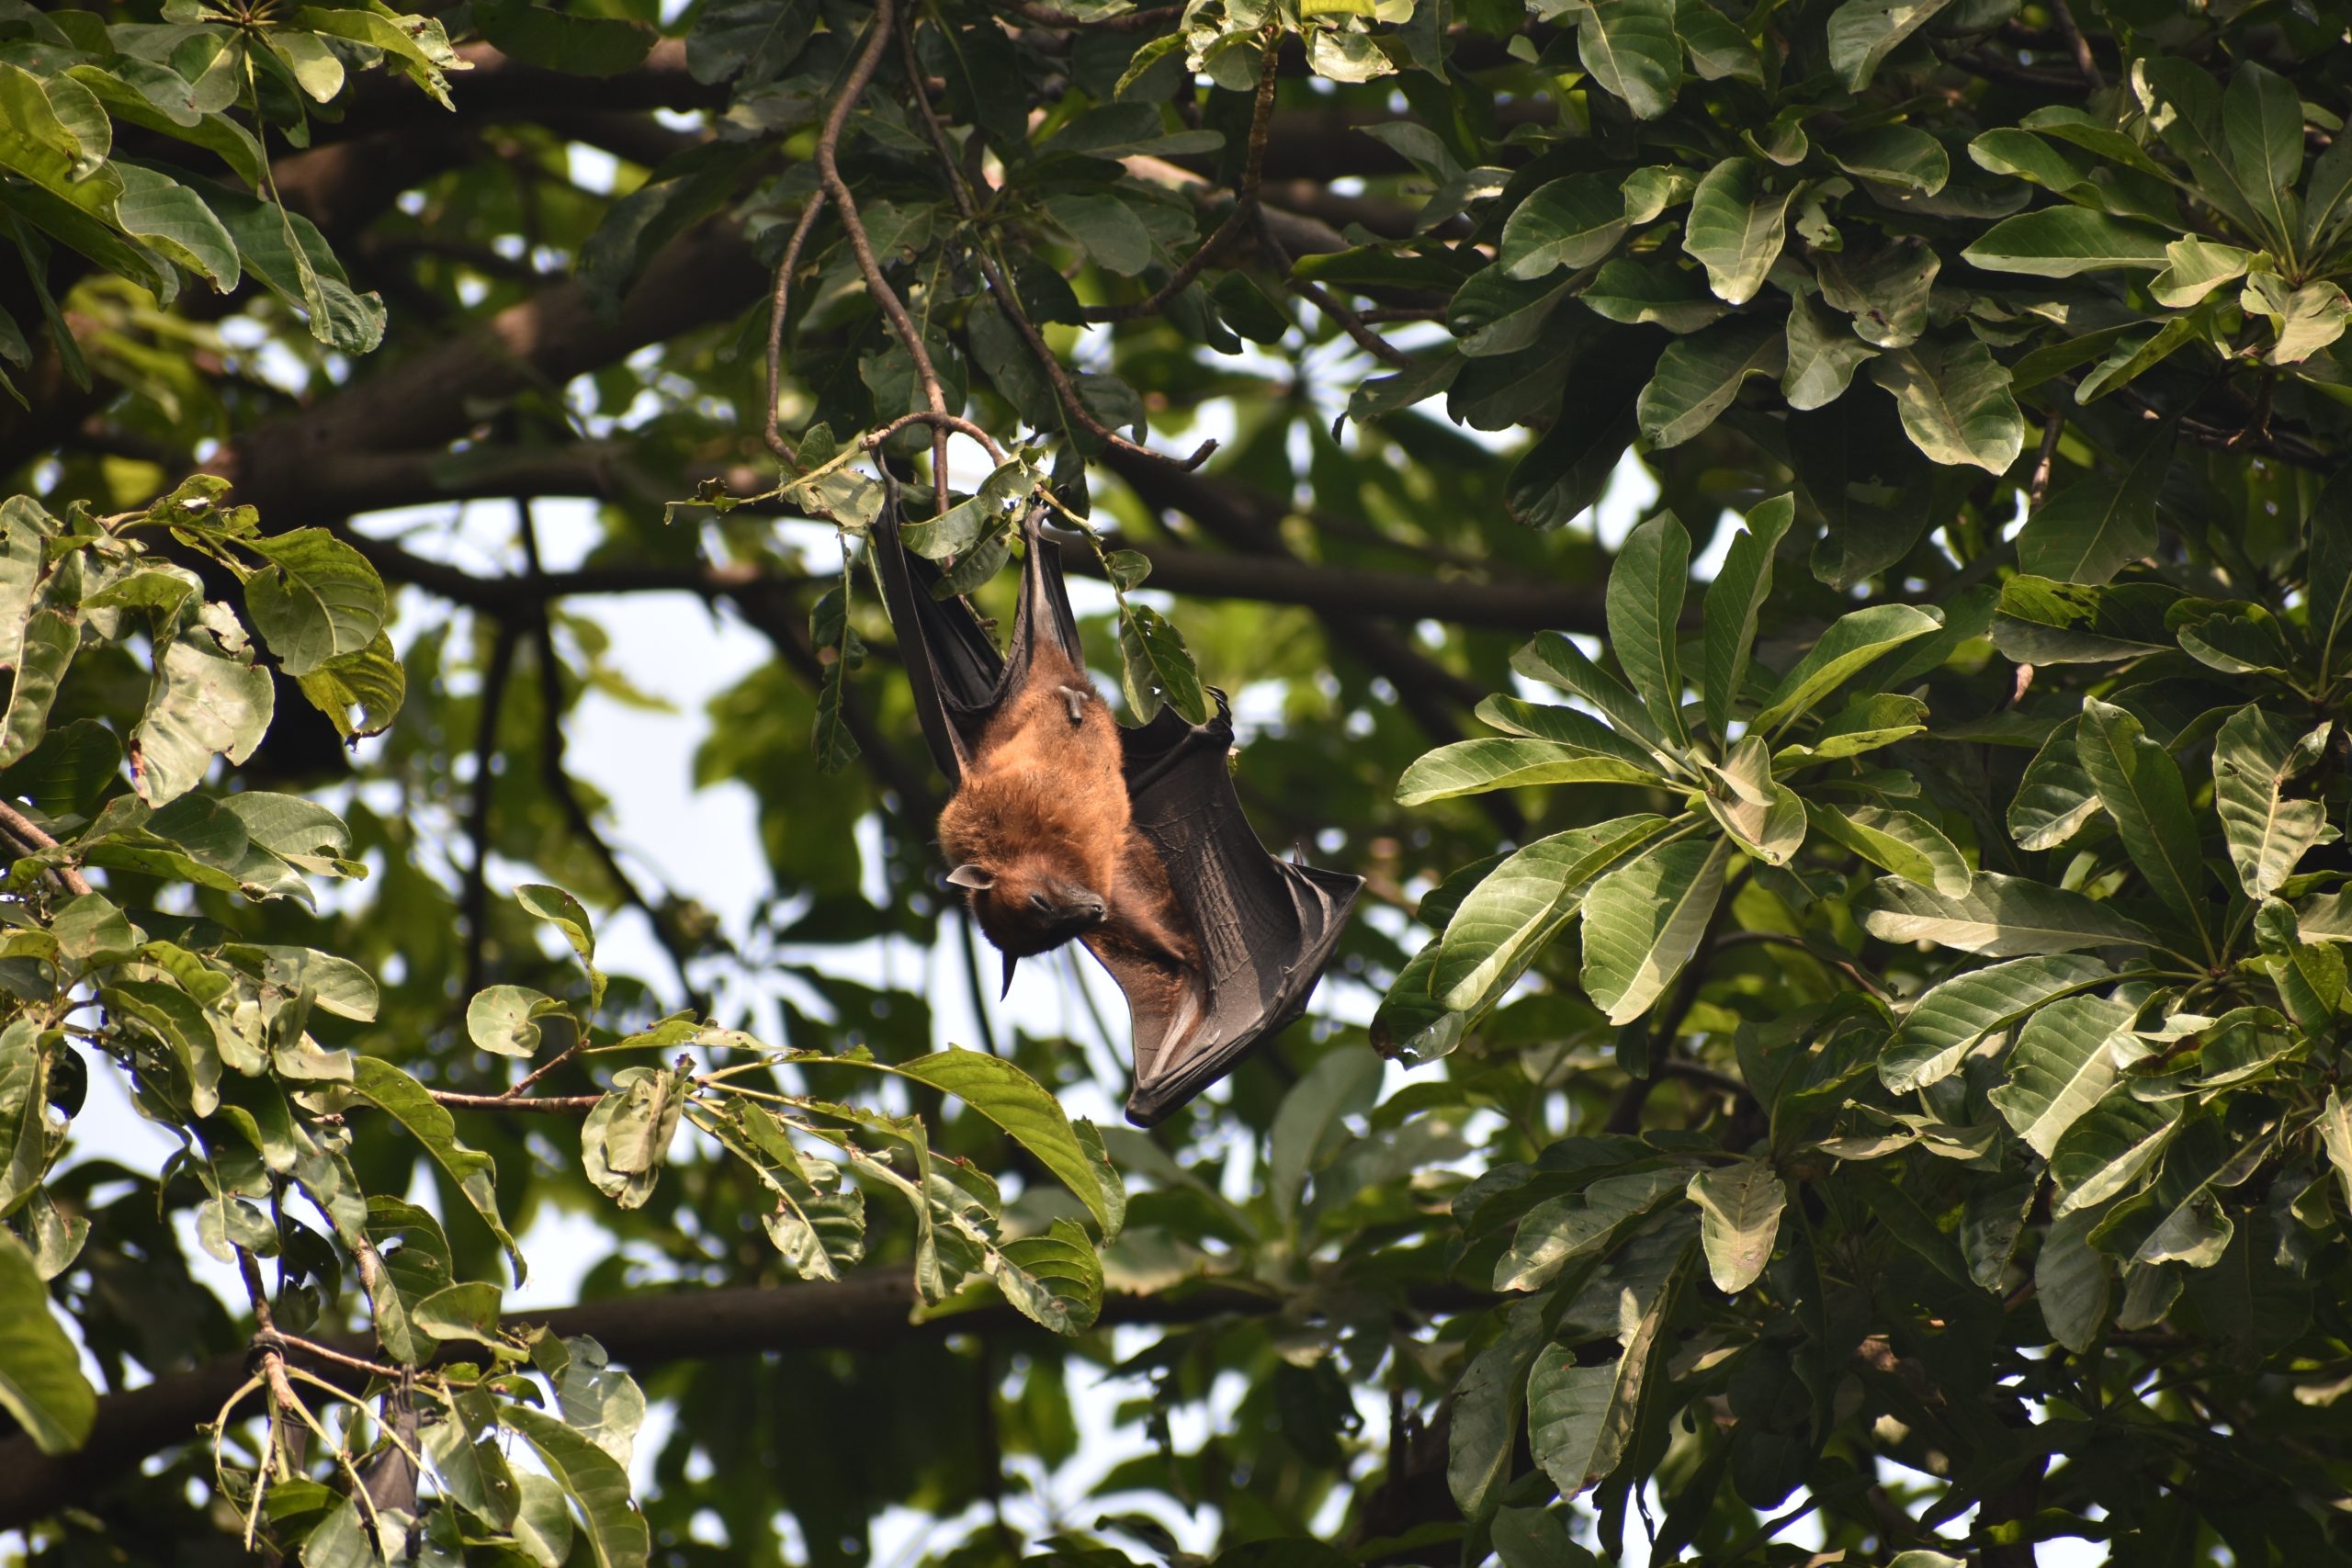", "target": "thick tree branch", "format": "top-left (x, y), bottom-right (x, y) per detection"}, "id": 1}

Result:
top-left (0, 1271), bottom-right (1487, 1532)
